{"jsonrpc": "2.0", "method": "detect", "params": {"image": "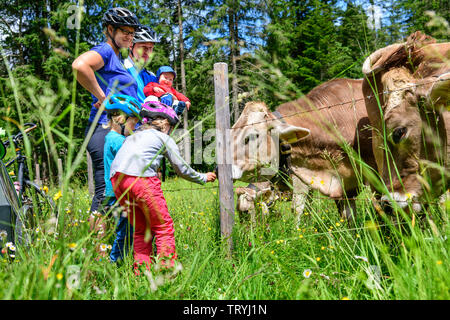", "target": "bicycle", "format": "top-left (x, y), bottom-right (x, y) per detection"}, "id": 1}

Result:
top-left (1, 123), bottom-right (55, 247)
